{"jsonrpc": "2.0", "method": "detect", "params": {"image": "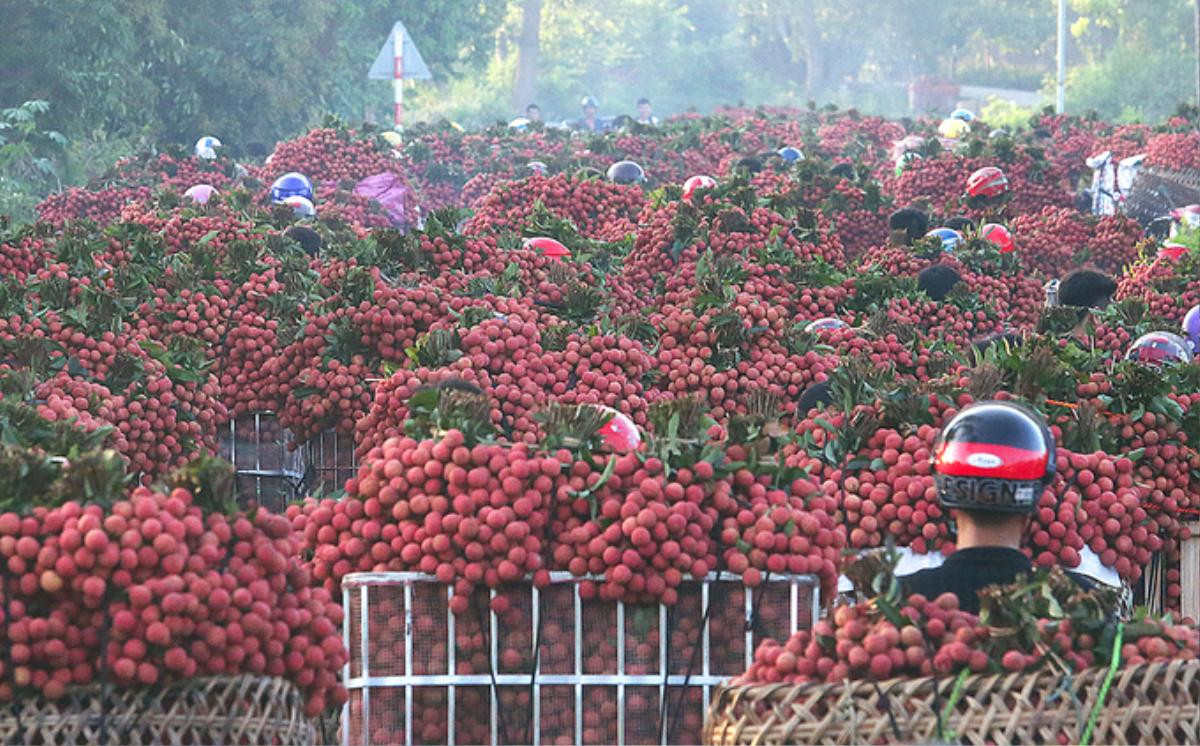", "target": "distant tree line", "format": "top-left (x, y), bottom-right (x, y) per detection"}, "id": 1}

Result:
top-left (0, 0), bottom-right (1194, 147)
